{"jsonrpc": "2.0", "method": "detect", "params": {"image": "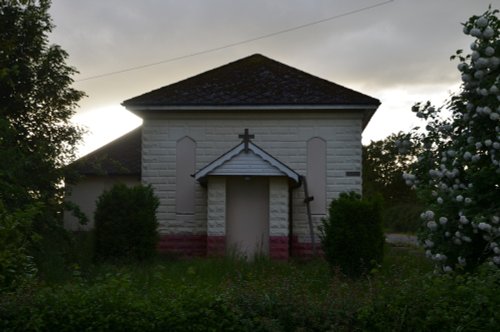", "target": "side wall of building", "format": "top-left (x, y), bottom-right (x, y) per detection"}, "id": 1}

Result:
top-left (64, 175), bottom-right (141, 231)
top-left (142, 111), bottom-right (363, 255)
